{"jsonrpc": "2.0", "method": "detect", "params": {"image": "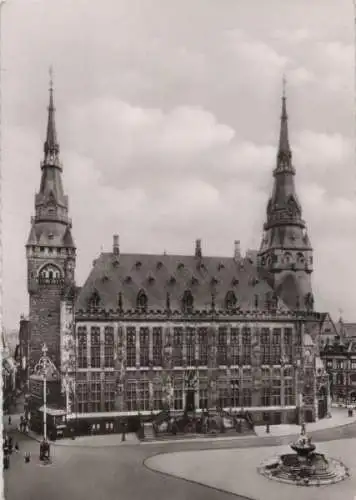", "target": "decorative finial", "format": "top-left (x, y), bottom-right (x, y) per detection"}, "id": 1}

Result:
top-left (282, 73), bottom-right (287, 99)
top-left (49, 66), bottom-right (54, 92)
